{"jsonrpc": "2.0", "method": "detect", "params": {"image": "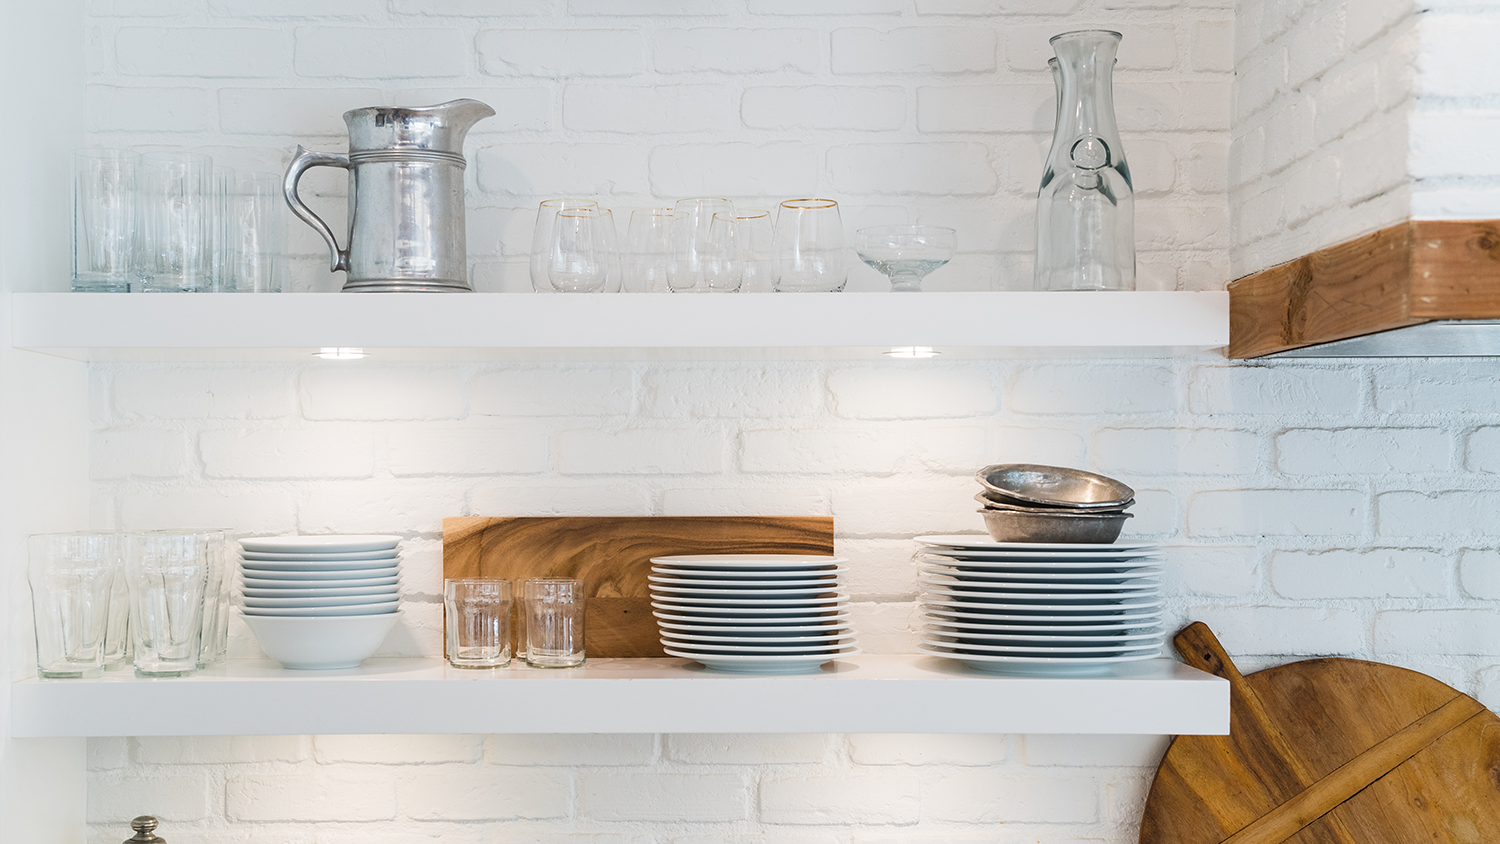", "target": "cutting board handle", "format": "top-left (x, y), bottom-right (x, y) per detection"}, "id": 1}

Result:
top-left (1174, 621), bottom-right (1248, 684)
